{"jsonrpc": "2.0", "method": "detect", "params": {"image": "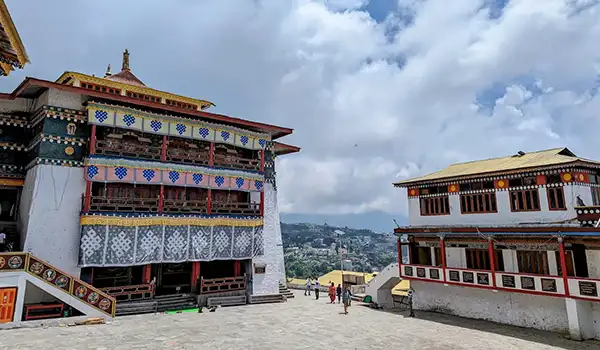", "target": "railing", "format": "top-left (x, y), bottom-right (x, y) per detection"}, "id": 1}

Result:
top-left (163, 199), bottom-right (208, 214)
top-left (200, 275), bottom-right (246, 294)
top-left (575, 205), bottom-right (600, 226)
top-left (100, 283), bottom-right (155, 302)
top-left (0, 252), bottom-right (116, 318)
top-left (446, 268), bottom-right (494, 288)
top-left (213, 153), bottom-right (261, 172)
top-left (166, 148), bottom-right (210, 166)
top-left (401, 264), bottom-right (444, 282)
top-left (496, 272), bottom-right (565, 295)
top-left (95, 139), bottom-right (162, 161)
top-left (568, 277), bottom-right (600, 301)
top-left (211, 201), bottom-right (260, 216)
top-left (89, 196), bottom-right (159, 212)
